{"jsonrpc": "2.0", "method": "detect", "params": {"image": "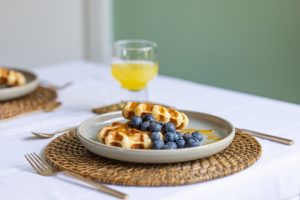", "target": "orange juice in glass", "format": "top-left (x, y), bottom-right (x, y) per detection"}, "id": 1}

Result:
top-left (111, 40), bottom-right (158, 102)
